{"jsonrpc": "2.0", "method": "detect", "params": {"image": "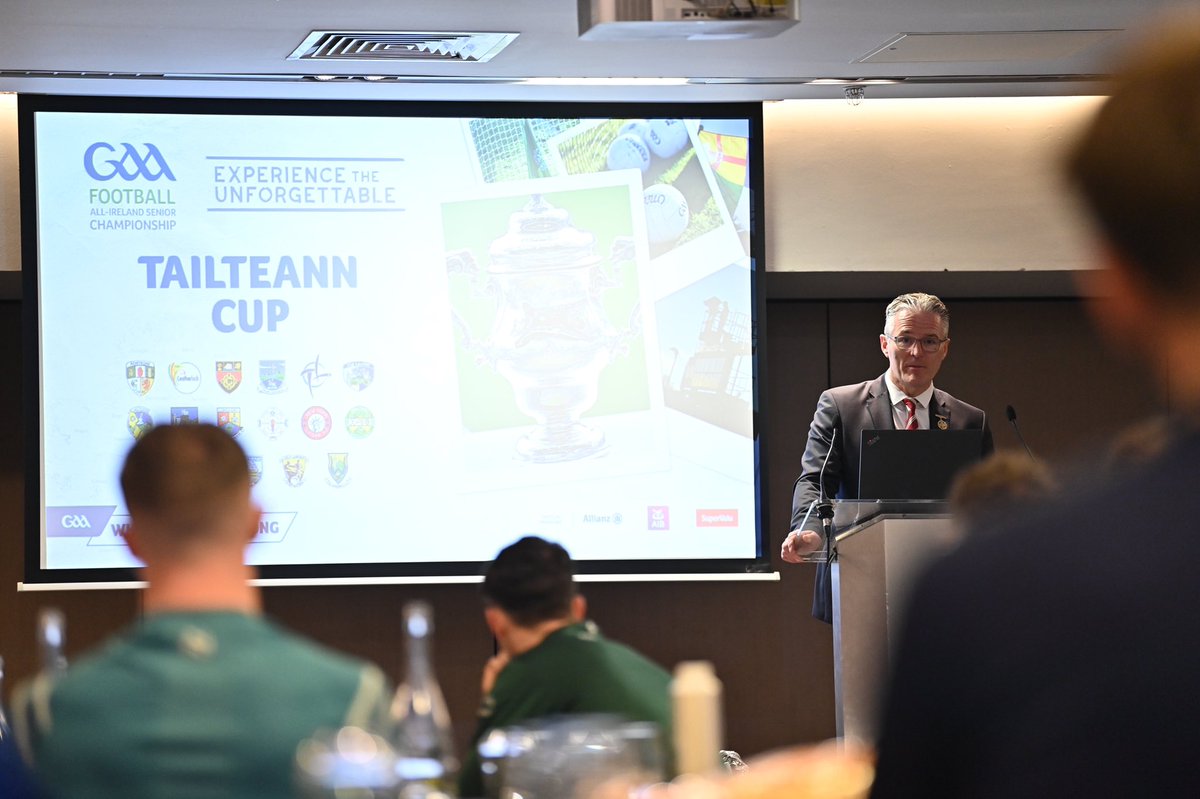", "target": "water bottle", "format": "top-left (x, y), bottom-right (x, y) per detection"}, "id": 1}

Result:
top-left (671, 660), bottom-right (723, 777)
top-left (0, 652), bottom-right (43, 799)
top-left (391, 601), bottom-right (458, 799)
top-left (0, 655), bottom-right (10, 743)
top-left (38, 608), bottom-right (68, 676)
